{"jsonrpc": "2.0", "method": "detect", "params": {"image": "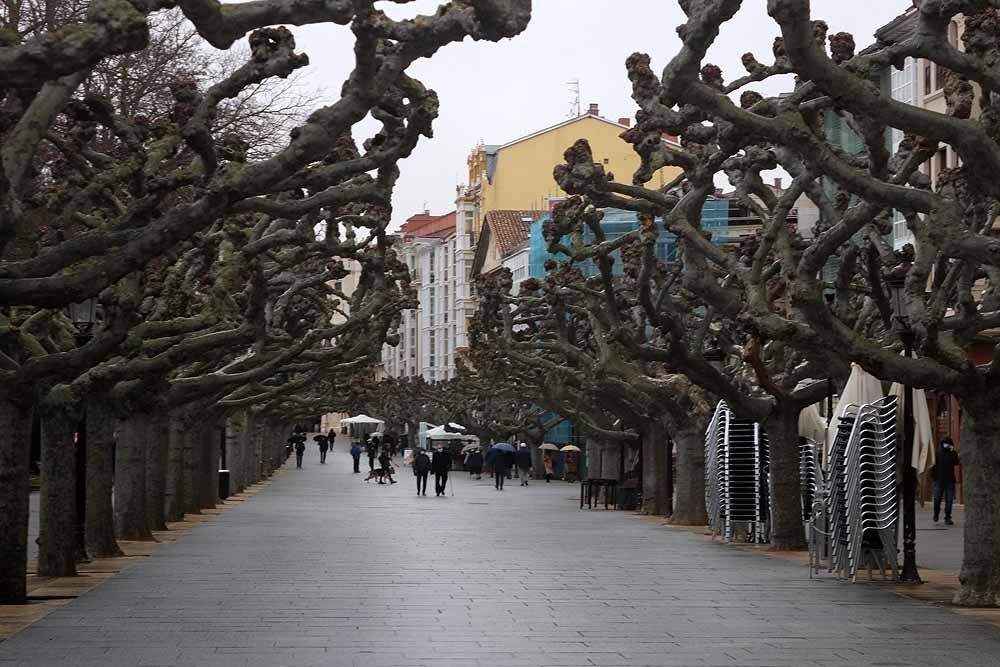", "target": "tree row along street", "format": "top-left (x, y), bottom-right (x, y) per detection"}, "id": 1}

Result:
top-left (2, 444), bottom-right (1000, 667)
